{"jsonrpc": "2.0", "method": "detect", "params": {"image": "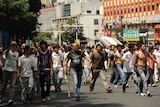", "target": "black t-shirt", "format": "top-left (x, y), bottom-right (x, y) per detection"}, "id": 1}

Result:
top-left (67, 50), bottom-right (85, 70)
